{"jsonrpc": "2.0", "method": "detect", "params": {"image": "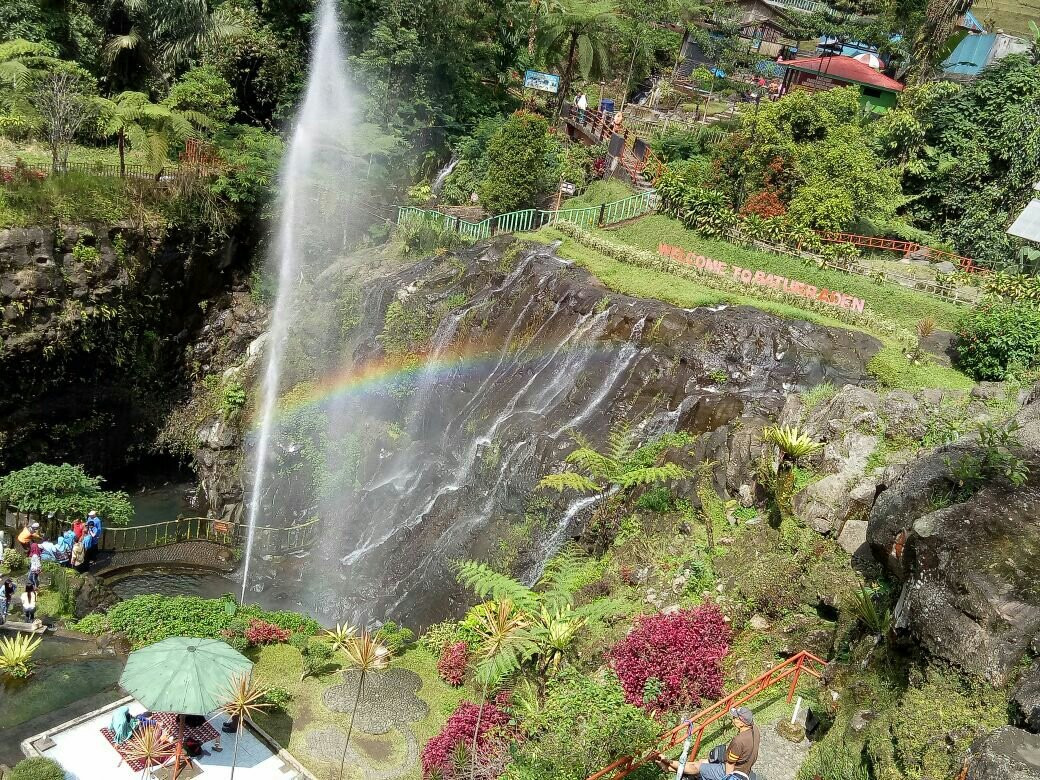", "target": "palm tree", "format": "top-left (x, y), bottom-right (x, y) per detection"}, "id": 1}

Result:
top-left (92, 91), bottom-right (211, 175)
top-left (539, 422), bottom-right (690, 495)
top-left (338, 631), bottom-right (392, 780)
top-left (0, 39), bottom-right (59, 89)
top-left (103, 0), bottom-right (242, 75)
top-left (219, 673), bottom-right (271, 780)
top-left (538, 0), bottom-right (618, 118)
top-left (122, 725), bottom-right (177, 780)
top-left (468, 599), bottom-right (528, 780)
